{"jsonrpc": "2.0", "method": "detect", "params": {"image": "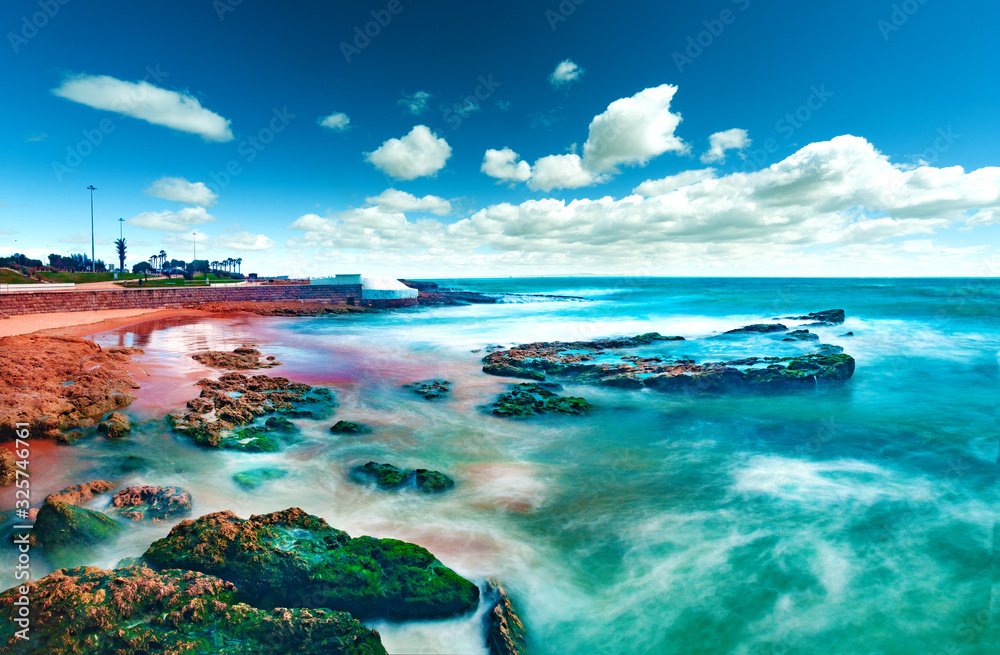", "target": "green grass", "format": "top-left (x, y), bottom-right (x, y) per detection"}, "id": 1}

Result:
top-left (116, 274), bottom-right (243, 288)
top-left (38, 271), bottom-right (145, 283)
top-left (0, 268), bottom-right (41, 284)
